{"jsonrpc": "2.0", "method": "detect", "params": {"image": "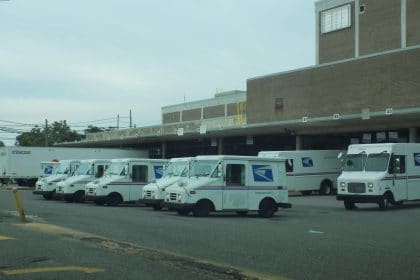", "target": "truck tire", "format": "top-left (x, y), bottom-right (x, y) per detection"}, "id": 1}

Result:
top-left (43, 191), bottom-right (54, 200)
top-left (258, 199), bottom-right (276, 218)
top-left (73, 191), bottom-right (85, 203)
top-left (378, 195), bottom-right (390, 210)
top-left (319, 181), bottom-right (333, 196)
top-left (193, 200), bottom-right (211, 217)
top-left (344, 199), bottom-right (356, 210)
top-left (106, 193), bottom-right (122, 206)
